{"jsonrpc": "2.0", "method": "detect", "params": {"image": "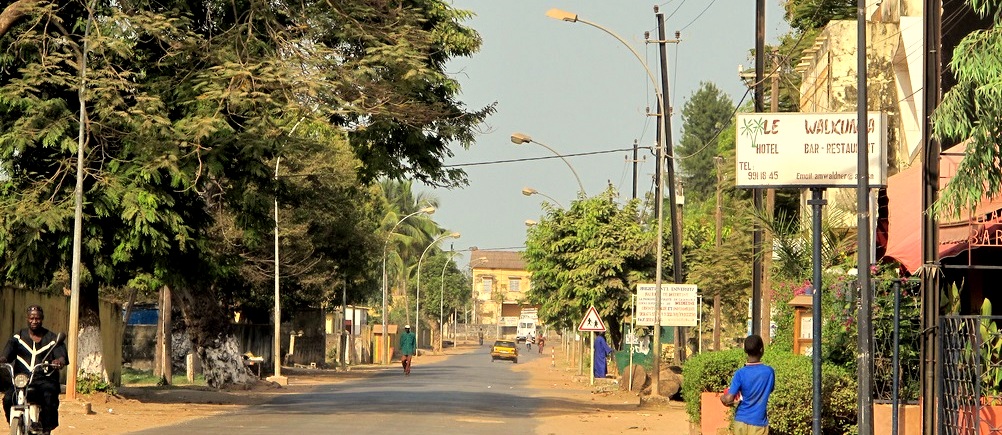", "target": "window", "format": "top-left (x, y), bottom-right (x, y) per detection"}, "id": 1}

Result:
top-left (481, 278), bottom-right (493, 298)
top-left (509, 278), bottom-right (520, 292)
